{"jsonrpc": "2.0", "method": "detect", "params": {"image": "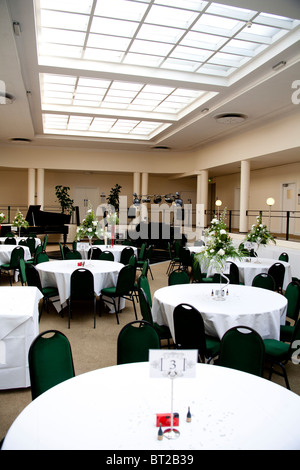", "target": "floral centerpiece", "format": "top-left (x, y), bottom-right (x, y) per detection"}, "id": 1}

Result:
top-left (242, 213), bottom-right (275, 255)
top-left (75, 204), bottom-right (101, 243)
top-left (194, 209), bottom-right (243, 299)
top-left (12, 210), bottom-right (29, 236)
top-left (0, 212), bottom-right (6, 224)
